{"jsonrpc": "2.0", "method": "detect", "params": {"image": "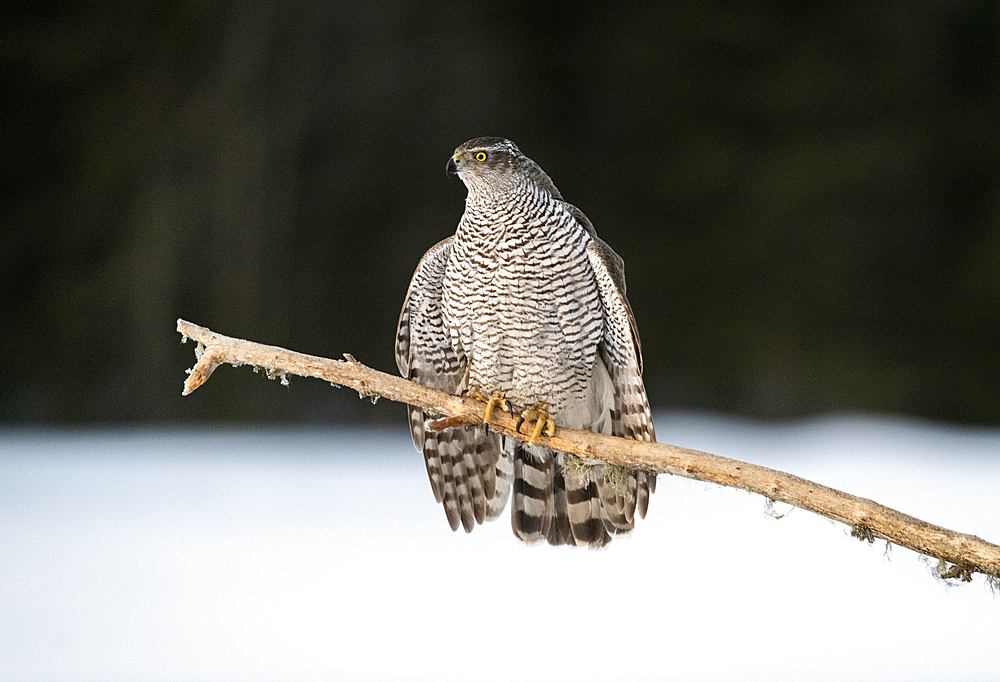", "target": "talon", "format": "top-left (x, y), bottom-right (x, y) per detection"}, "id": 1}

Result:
top-left (516, 415), bottom-right (525, 433)
top-left (529, 418), bottom-right (545, 445)
top-left (518, 405), bottom-right (555, 446)
top-left (465, 390), bottom-right (510, 425)
top-left (483, 396), bottom-right (506, 424)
